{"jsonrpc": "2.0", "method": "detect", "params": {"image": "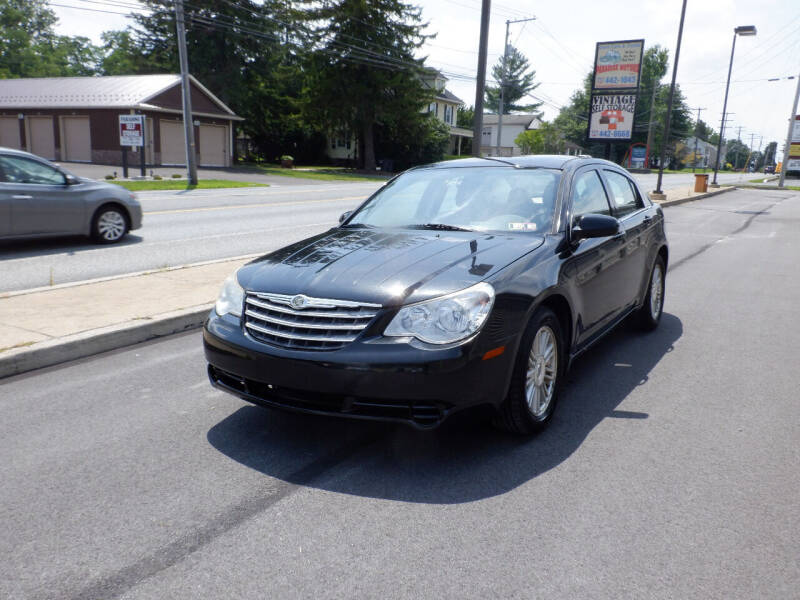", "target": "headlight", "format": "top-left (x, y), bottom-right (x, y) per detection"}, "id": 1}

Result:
top-left (384, 282), bottom-right (495, 344)
top-left (215, 273), bottom-right (244, 317)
